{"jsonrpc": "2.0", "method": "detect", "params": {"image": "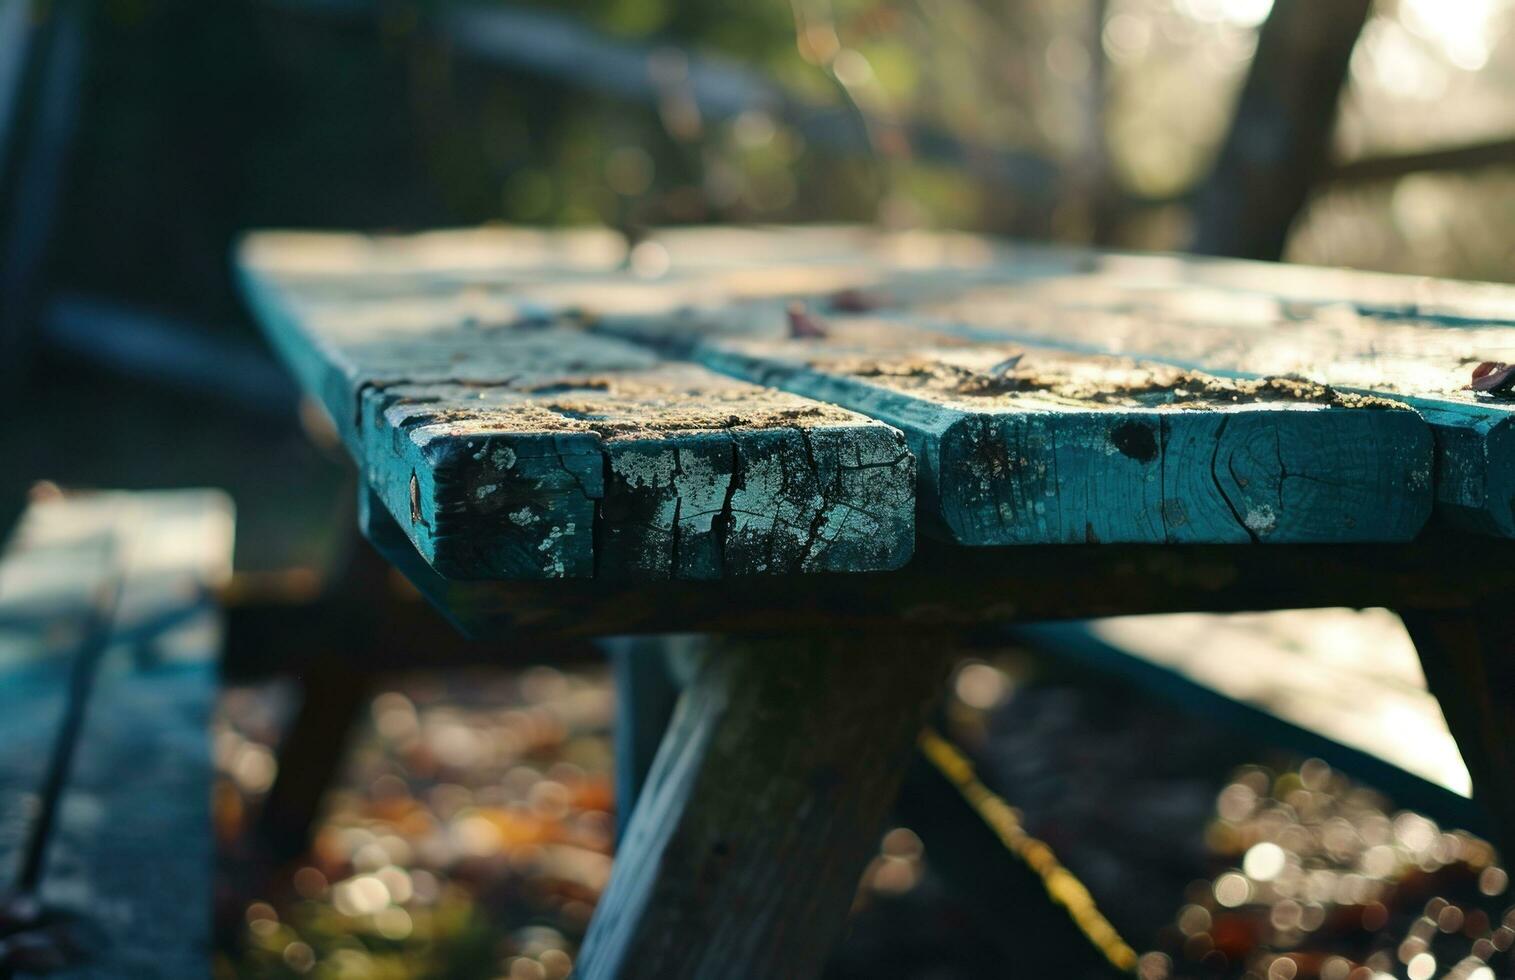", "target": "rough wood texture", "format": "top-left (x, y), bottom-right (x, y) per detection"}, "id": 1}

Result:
top-left (576, 637), bottom-right (950, 980)
top-left (242, 227), bottom-right (1448, 553)
top-left (652, 316), bottom-right (1433, 544)
top-left (886, 264), bottom-right (1515, 536)
top-left (595, 232), bottom-right (1515, 539)
top-left (363, 364), bottom-right (914, 580)
top-left (357, 486), bottom-right (1515, 643)
top-left (0, 489), bottom-right (230, 978)
top-left (239, 242), bottom-right (915, 580)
